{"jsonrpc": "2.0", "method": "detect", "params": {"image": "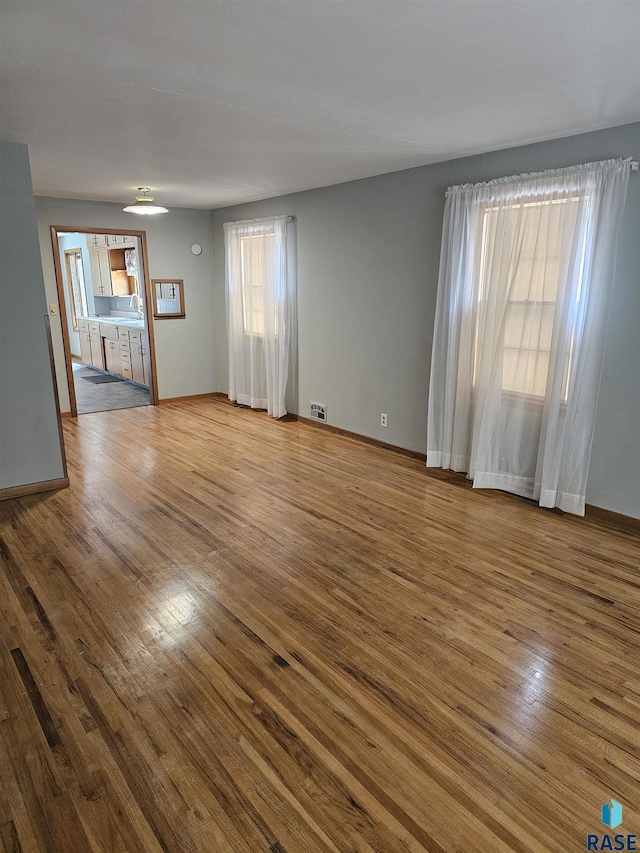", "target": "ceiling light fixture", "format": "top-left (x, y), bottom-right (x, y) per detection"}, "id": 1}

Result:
top-left (123, 187), bottom-right (168, 215)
